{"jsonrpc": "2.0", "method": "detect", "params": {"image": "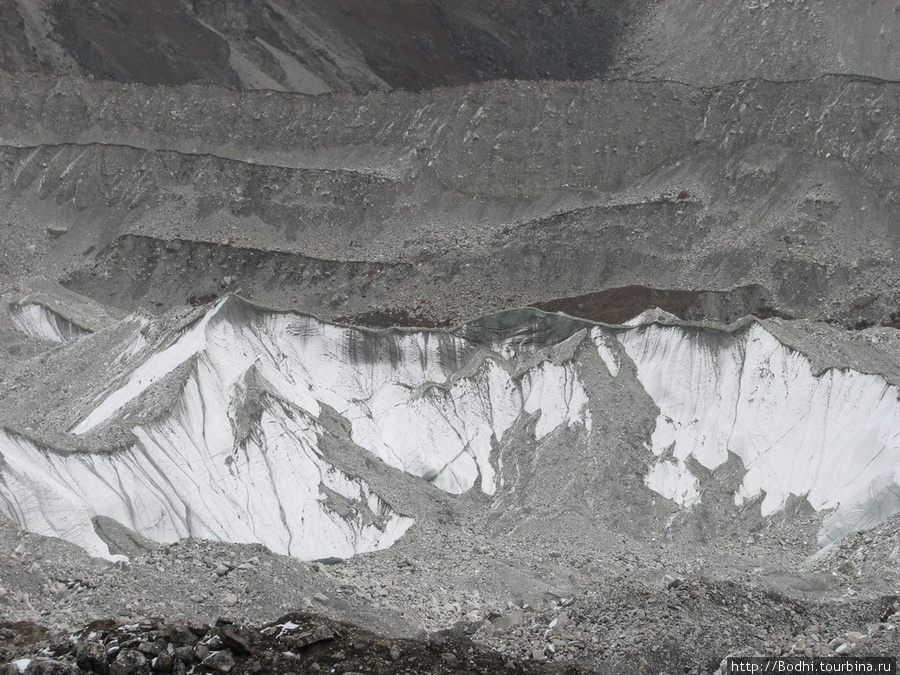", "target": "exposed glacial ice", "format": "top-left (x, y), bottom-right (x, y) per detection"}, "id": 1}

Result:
top-left (590, 327), bottom-right (621, 377)
top-left (0, 299), bottom-right (897, 558)
top-left (73, 299), bottom-right (592, 495)
top-left (0, 380), bottom-right (415, 560)
top-left (618, 322), bottom-right (900, 545)
top-left (0, 298), bottom-right (593, 559)
top-left (8, 300), bottom-right (90, 343)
